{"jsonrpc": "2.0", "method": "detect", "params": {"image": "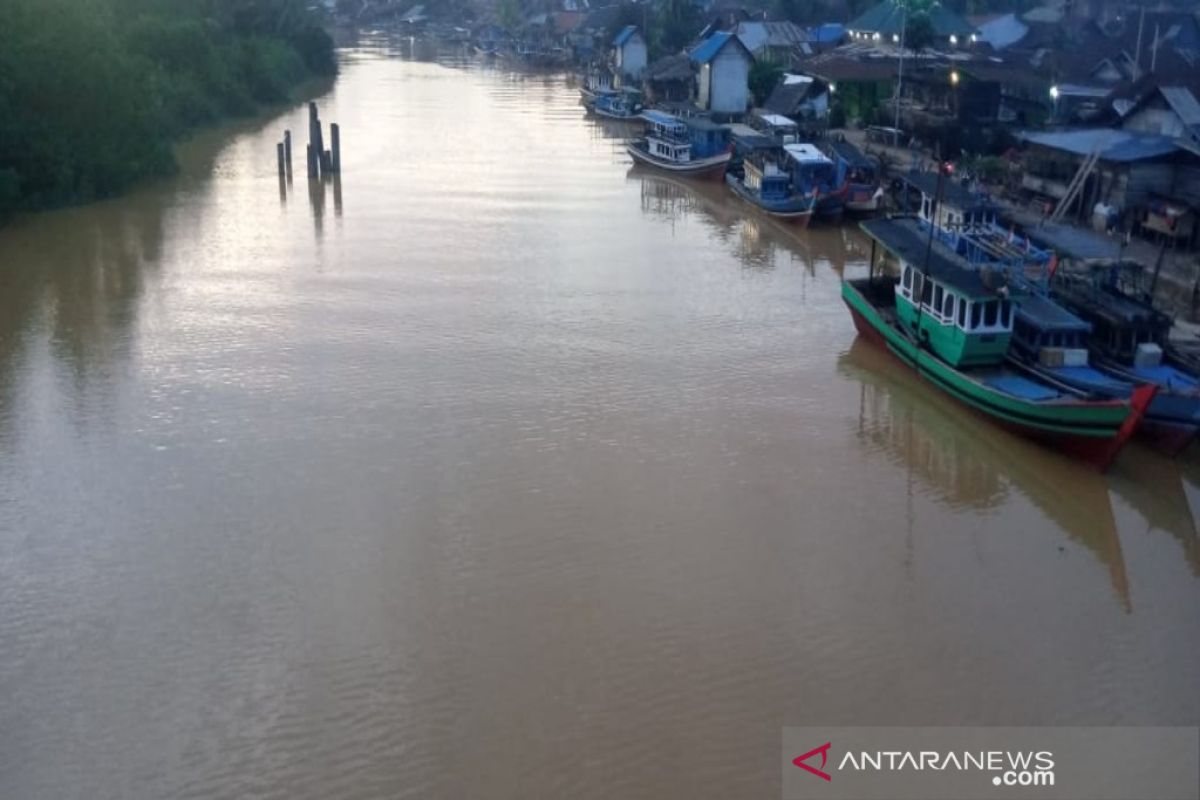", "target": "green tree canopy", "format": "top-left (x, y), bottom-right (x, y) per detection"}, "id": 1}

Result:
top-left (0, 0), bottom-right (335, 221)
